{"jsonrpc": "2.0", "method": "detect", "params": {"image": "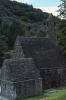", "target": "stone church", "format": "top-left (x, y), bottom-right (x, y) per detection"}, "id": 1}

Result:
top-left (1, 35), bottom-right (66, 100)
top-left (1, 14), bottom-right (66, 100)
